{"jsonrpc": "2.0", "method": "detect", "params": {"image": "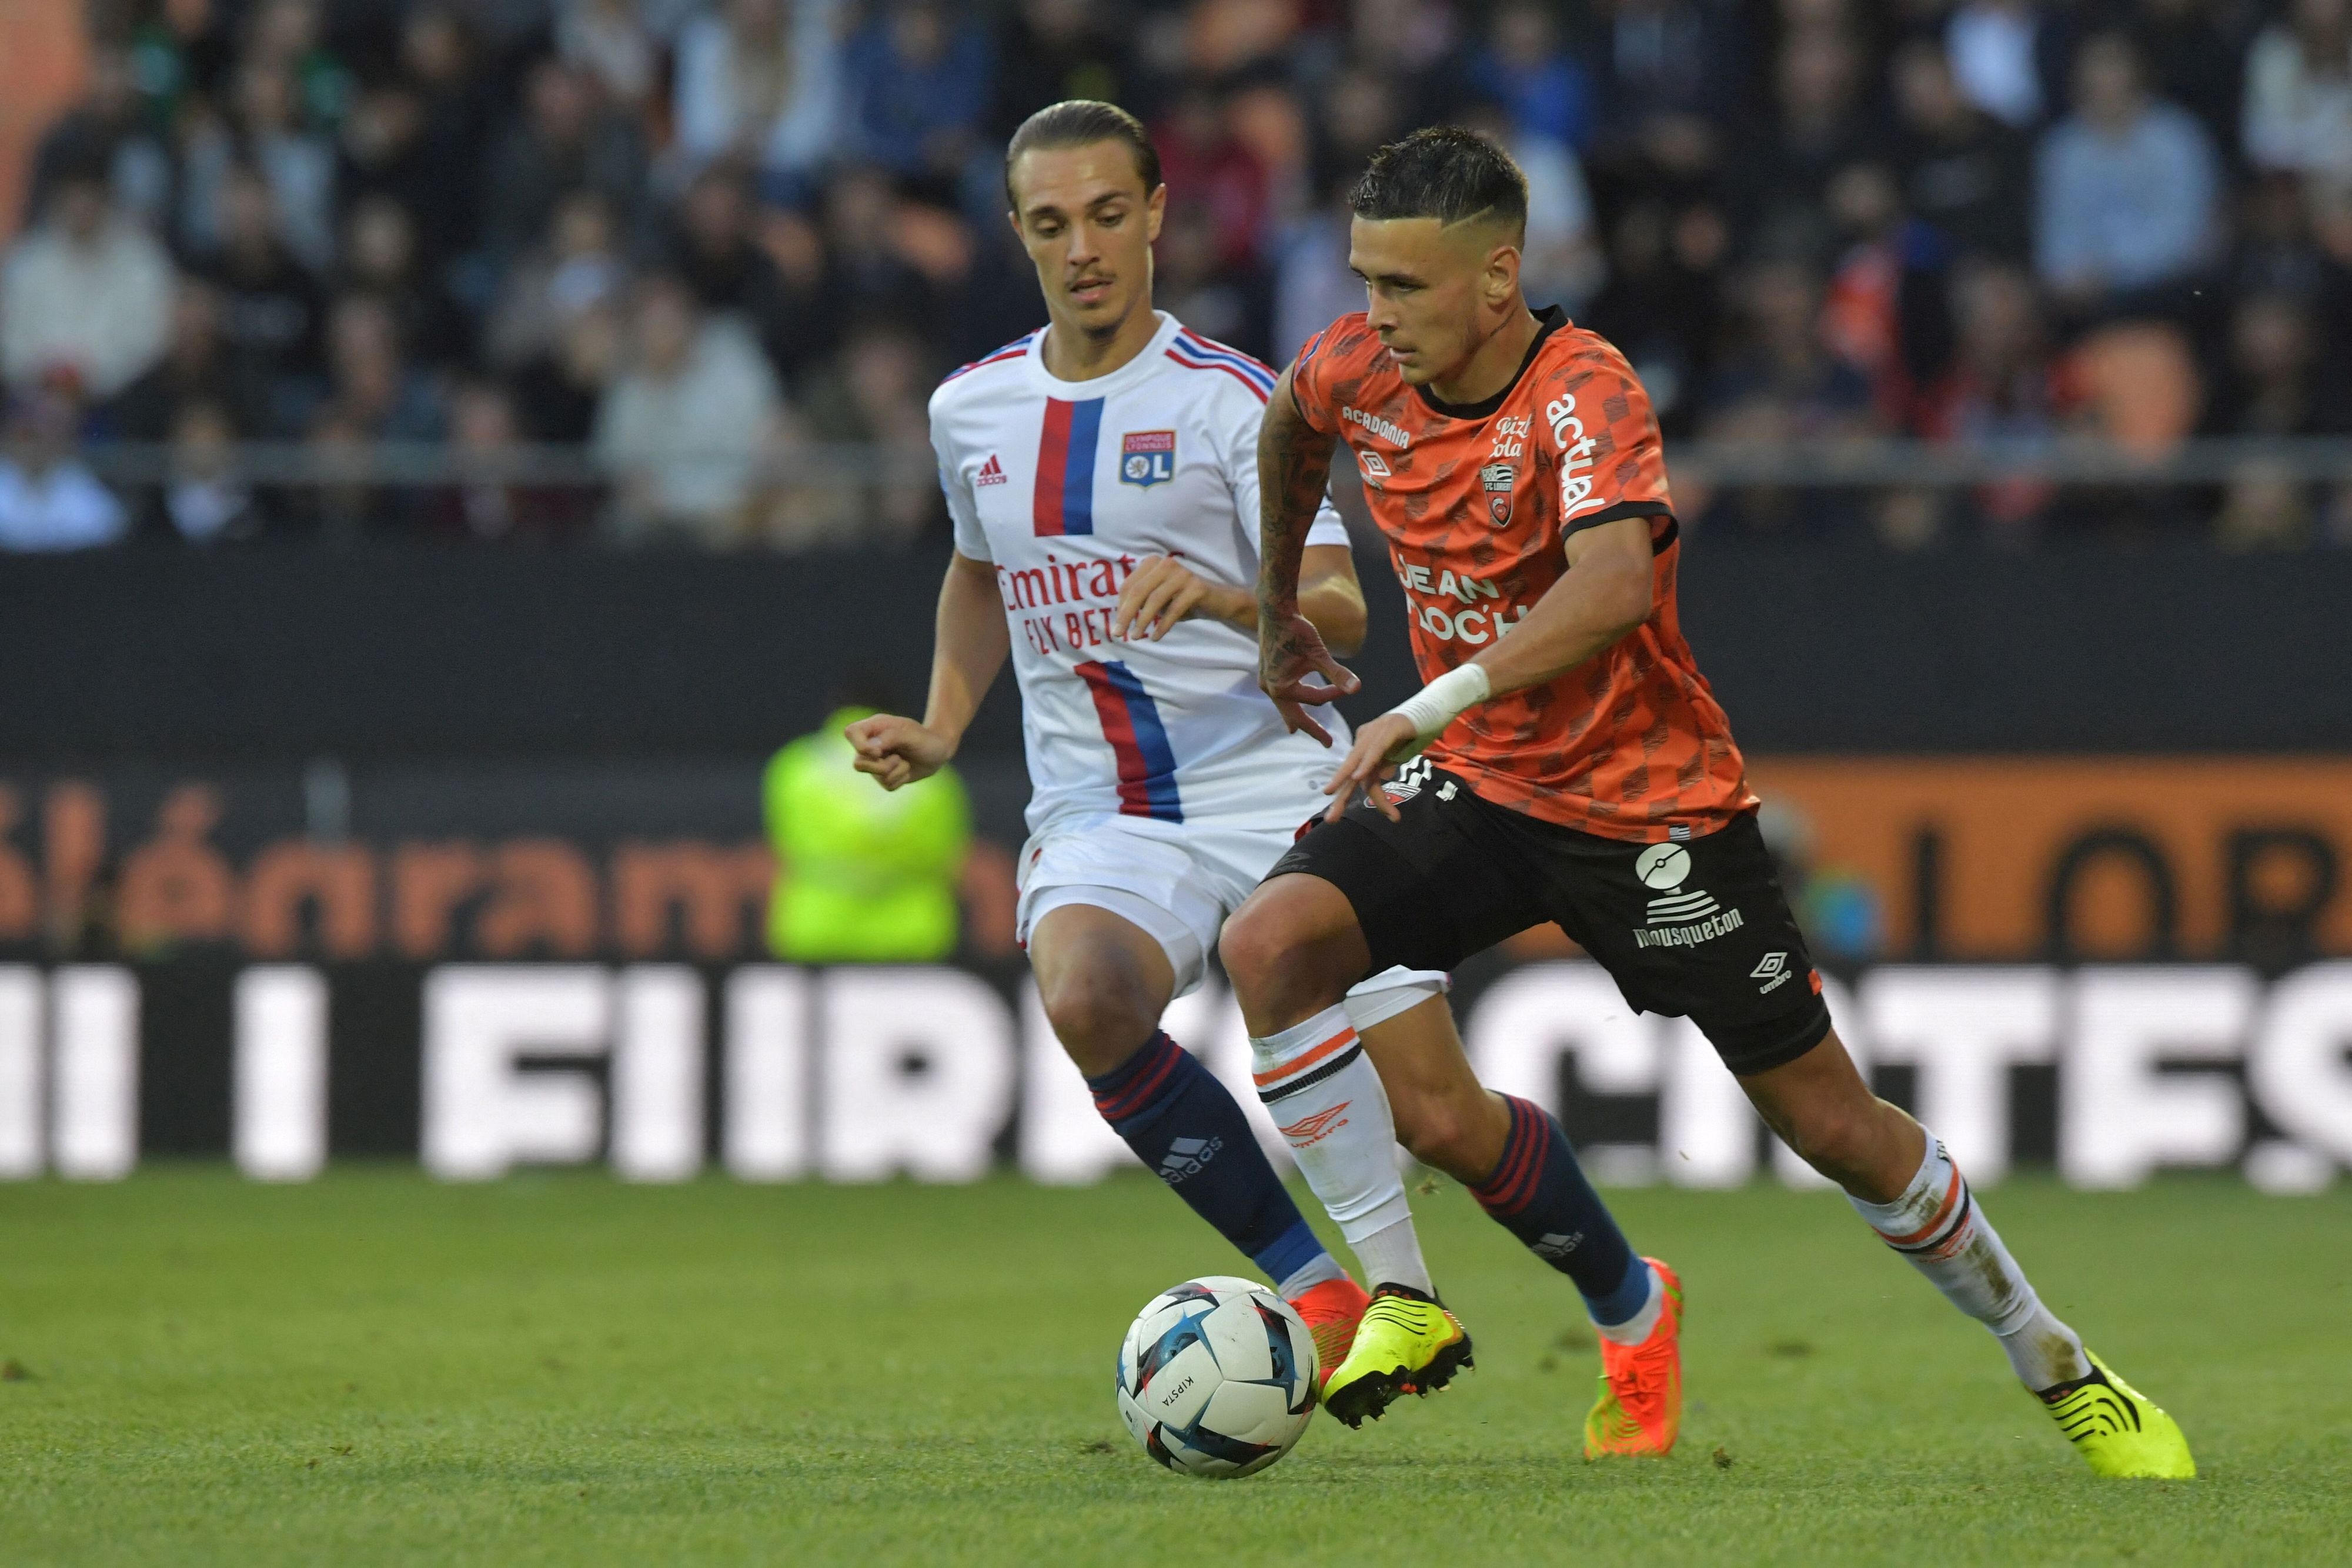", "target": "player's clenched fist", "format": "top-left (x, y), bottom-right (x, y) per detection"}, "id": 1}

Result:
top-left (1111, 555), bottom-right (1250, 642)
top-left (1318, 711), bottom-right (1418, 824)
top-left (845, 714), bottom-right (954, 791)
